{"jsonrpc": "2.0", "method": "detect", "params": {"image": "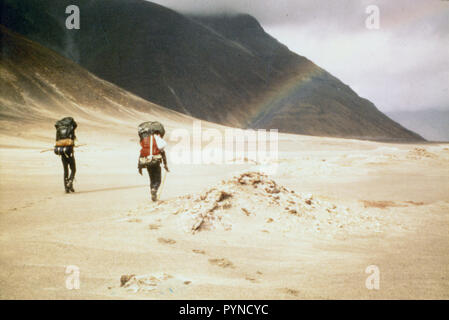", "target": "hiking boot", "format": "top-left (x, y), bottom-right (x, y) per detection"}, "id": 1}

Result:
top-left (151, 188), bottom-right (157, 202)
top-left (67, 179), bottom-right (75, 193)
top-left (64, 179), bottom-right (70, 193)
